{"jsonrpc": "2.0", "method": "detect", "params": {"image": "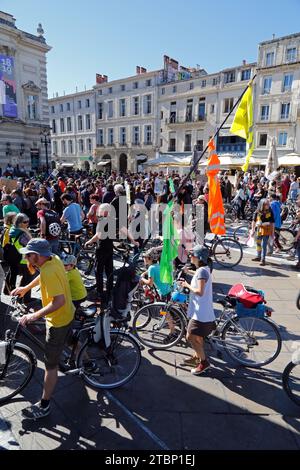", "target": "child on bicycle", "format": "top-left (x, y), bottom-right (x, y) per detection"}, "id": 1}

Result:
top-left (140, 247), bottom-right (171, 300)
top-left (140, 248), bottom-right (177, 342)
top-left (62, 255), bottom-right (87, 308)
top-left (178, 245), bottom-right (216, 375)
